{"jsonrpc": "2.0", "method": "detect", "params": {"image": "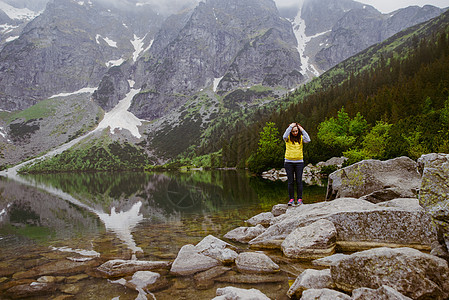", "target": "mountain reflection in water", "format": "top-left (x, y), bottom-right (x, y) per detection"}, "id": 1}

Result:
top-left (0, 170), bottom-right (326, 258)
